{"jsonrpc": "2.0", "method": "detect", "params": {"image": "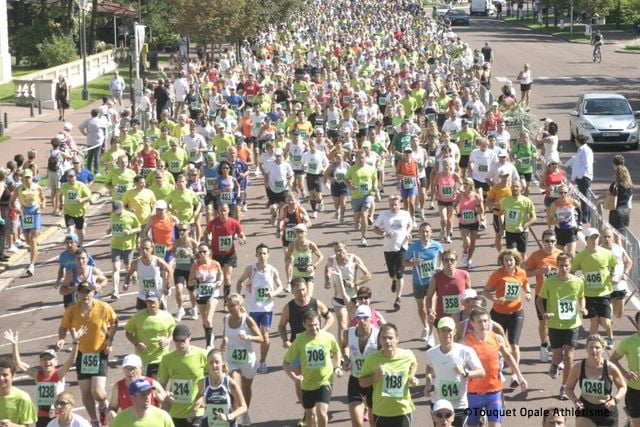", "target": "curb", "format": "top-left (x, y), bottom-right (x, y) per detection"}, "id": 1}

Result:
top-left (614, 48), bottom-right (640, 54)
